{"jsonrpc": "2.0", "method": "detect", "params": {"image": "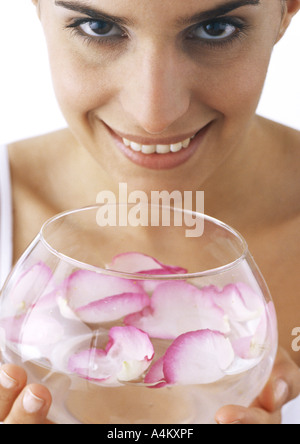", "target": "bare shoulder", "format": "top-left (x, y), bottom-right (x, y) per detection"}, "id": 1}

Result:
top-left (257, 116), bottom-right (300, 209)
top-left (7, 129), bottom-right (79, 260)
top-left (7, 128), bottom-right (80, 198)
top-left (8, 129), bottom-right (75, 175)
top-left (257, 115), bottom-right (300, 151)
top-left (8, 128), bottom-right (70, 150)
